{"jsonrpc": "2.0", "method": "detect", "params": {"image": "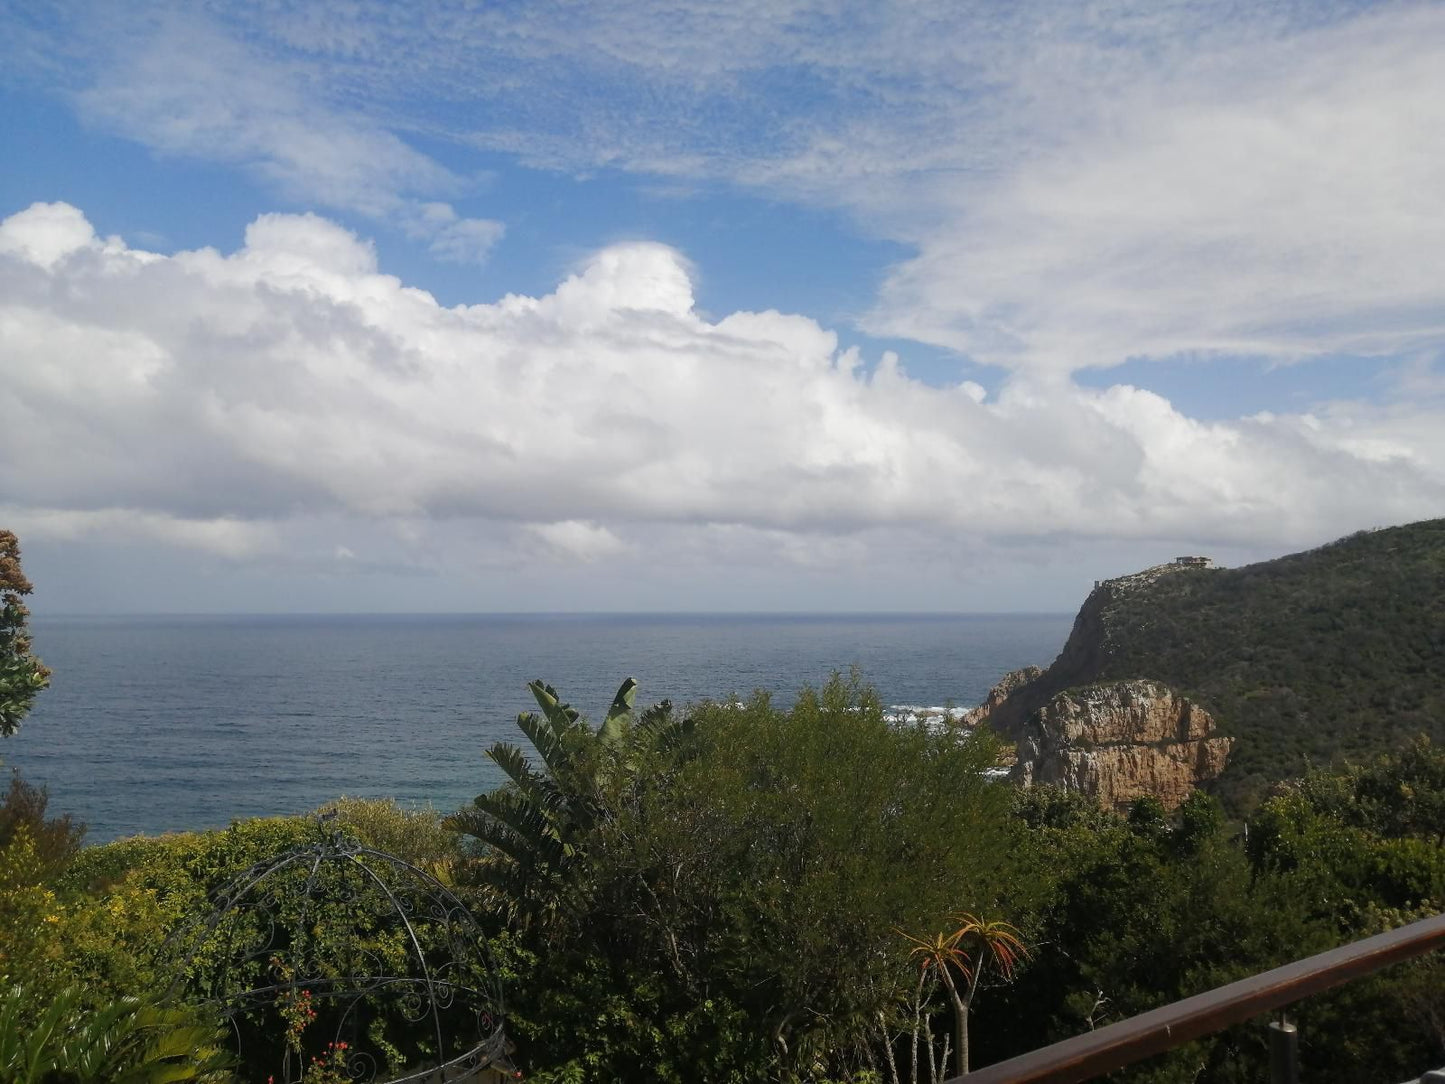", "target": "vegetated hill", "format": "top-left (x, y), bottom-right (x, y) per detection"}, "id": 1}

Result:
top-left (987, 519), bottom-right (1445, 812)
